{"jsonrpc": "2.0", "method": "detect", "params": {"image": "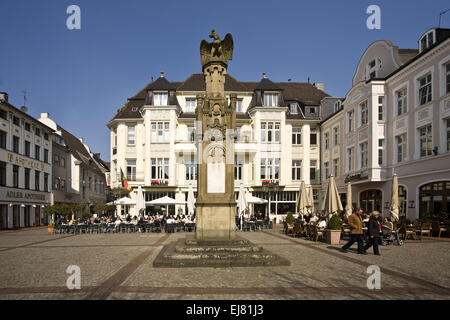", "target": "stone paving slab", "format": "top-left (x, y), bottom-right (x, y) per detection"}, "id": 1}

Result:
top-left (0, 227), bottom-right (448, 300)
